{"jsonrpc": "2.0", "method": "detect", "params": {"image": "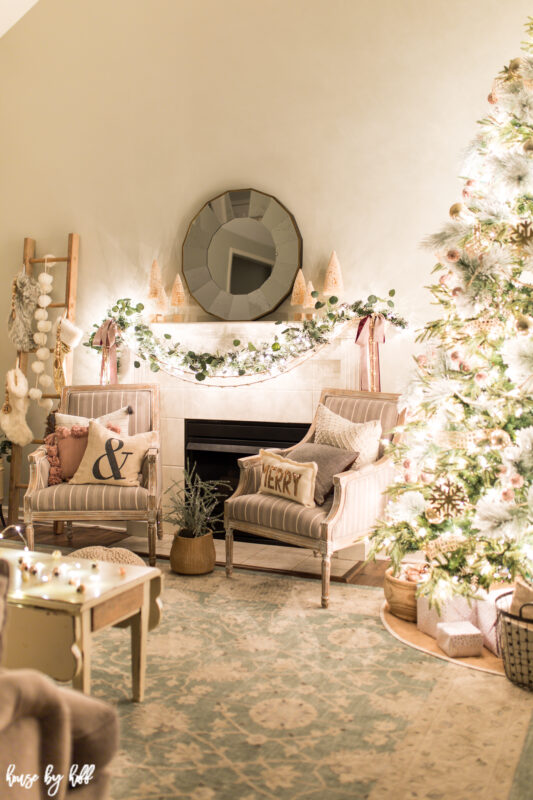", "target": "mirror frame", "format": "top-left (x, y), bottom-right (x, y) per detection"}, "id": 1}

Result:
top-left (182, 188), bottom-right (303, 320)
